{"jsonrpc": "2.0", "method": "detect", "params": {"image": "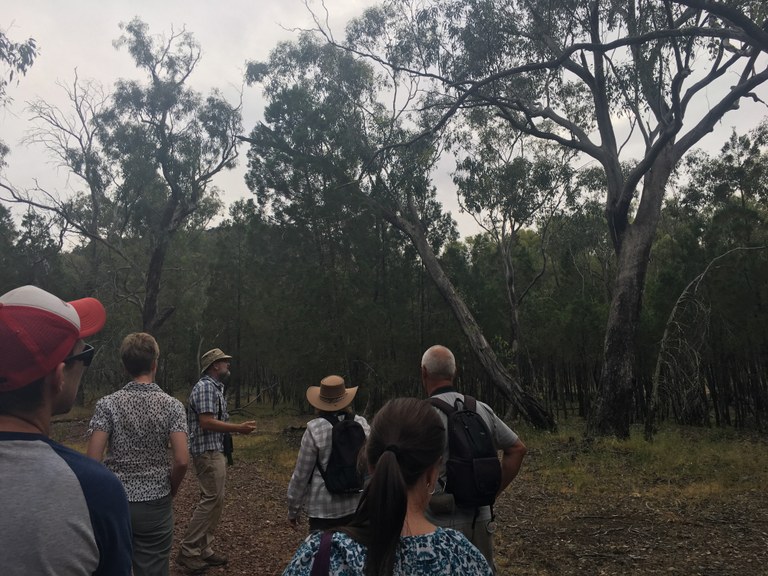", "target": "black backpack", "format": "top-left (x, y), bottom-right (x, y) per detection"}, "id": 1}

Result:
top-left (429, 395), bottom-right (501, 508)
top-left (316, 413), bottom-right (366, 494)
